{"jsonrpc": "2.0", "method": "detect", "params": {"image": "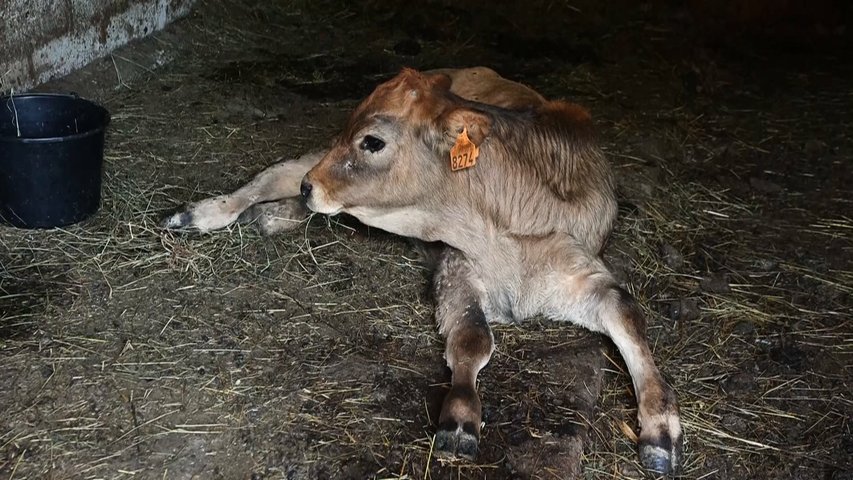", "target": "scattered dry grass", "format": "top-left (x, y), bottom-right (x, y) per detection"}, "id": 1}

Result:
top-left (2, 1), bottom-right (851, 479)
